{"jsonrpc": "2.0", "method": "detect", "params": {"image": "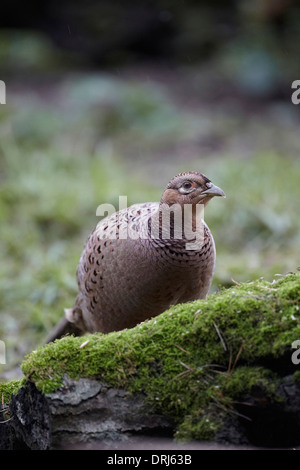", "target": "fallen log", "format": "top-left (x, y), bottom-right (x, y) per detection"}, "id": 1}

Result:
top-left (1, 273), bottom-right (300, 449)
